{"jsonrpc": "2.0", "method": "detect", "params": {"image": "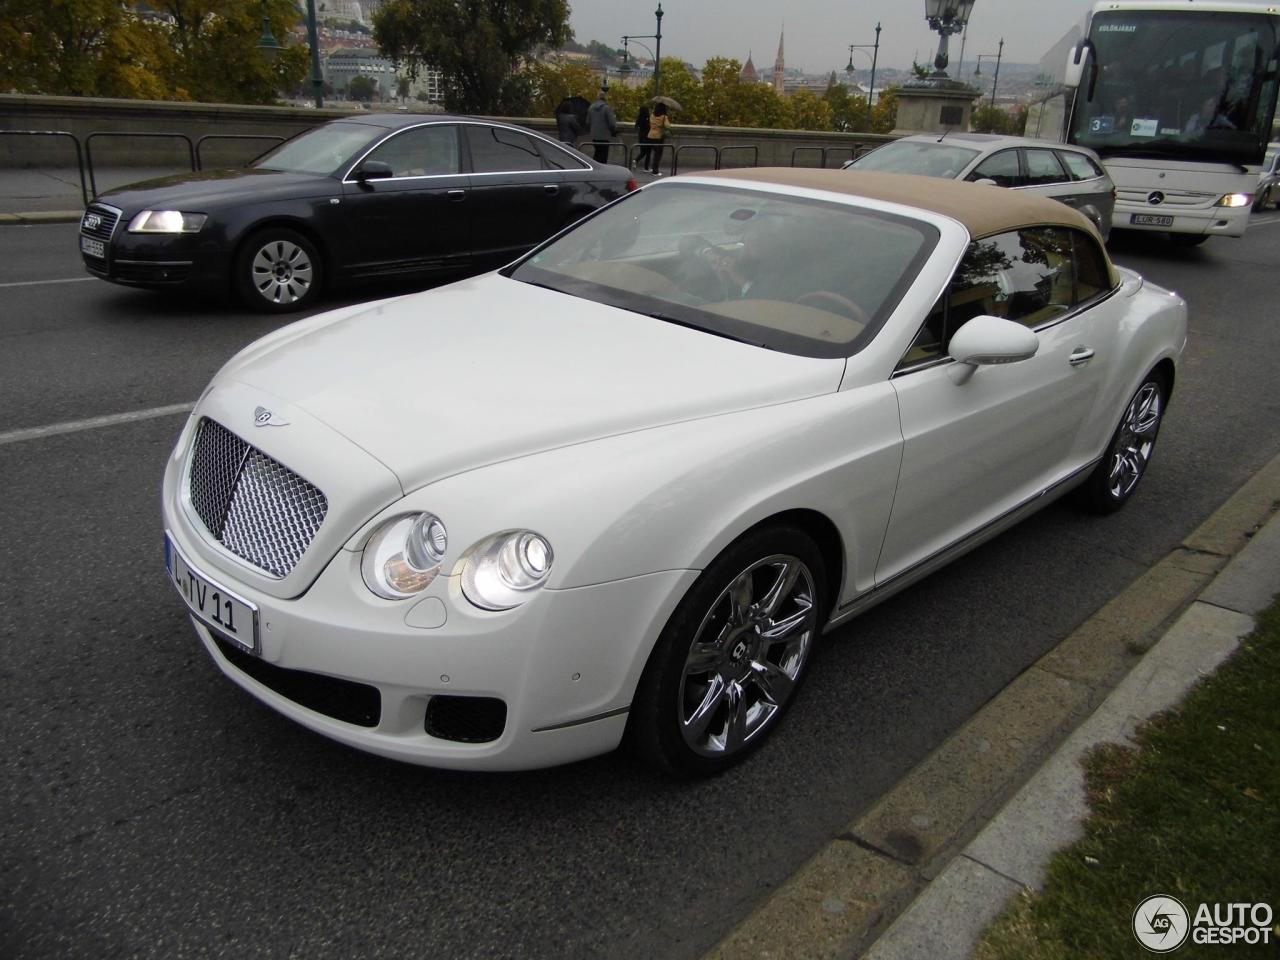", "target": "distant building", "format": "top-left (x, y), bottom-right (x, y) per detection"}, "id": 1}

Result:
top-left (741, 52), bottom-right (758, 82)
top-left (317, 0), bottom-right (366, 26)
top-left (323, 48), bottom-right (443, 103)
